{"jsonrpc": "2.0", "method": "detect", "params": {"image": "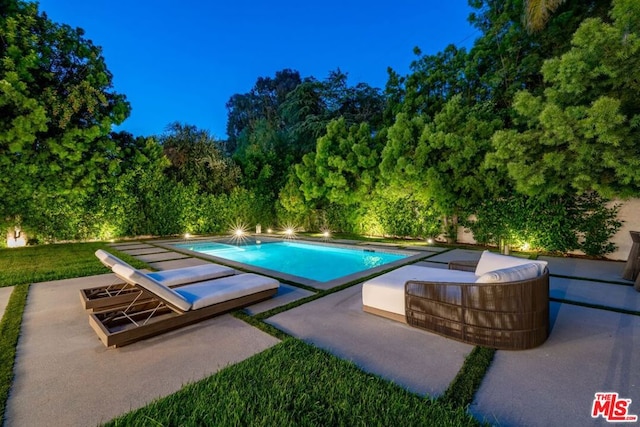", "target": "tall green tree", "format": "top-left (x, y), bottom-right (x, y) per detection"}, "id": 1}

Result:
top-left (488, 0), bottom-right (640, 198)
top-left (467, 0), bottom-right (610, 115)
top-left (281, 118), bottom-right (382, 230)
top-left (380, 96), bottom-right (502, 233)
top-left (0, 0), bottom-right (130, 232)
top-left (225, 69), bottom-right (302, 155)
top-left (297, 118), bottom-right (380, 206)
top-left (384, 45), bottom-right (471, 122)
top-left (159, 122), bottom-right (240, 195)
